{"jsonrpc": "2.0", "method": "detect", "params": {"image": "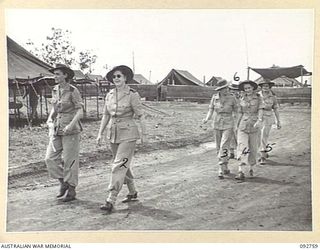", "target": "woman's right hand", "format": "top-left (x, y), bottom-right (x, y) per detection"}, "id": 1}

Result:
top-left (96, 134), bottom-right (102, 146)
top-left (46, 118), bottom-right (53, 127)
top-left (202, 118), bottom-right (208, 124)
